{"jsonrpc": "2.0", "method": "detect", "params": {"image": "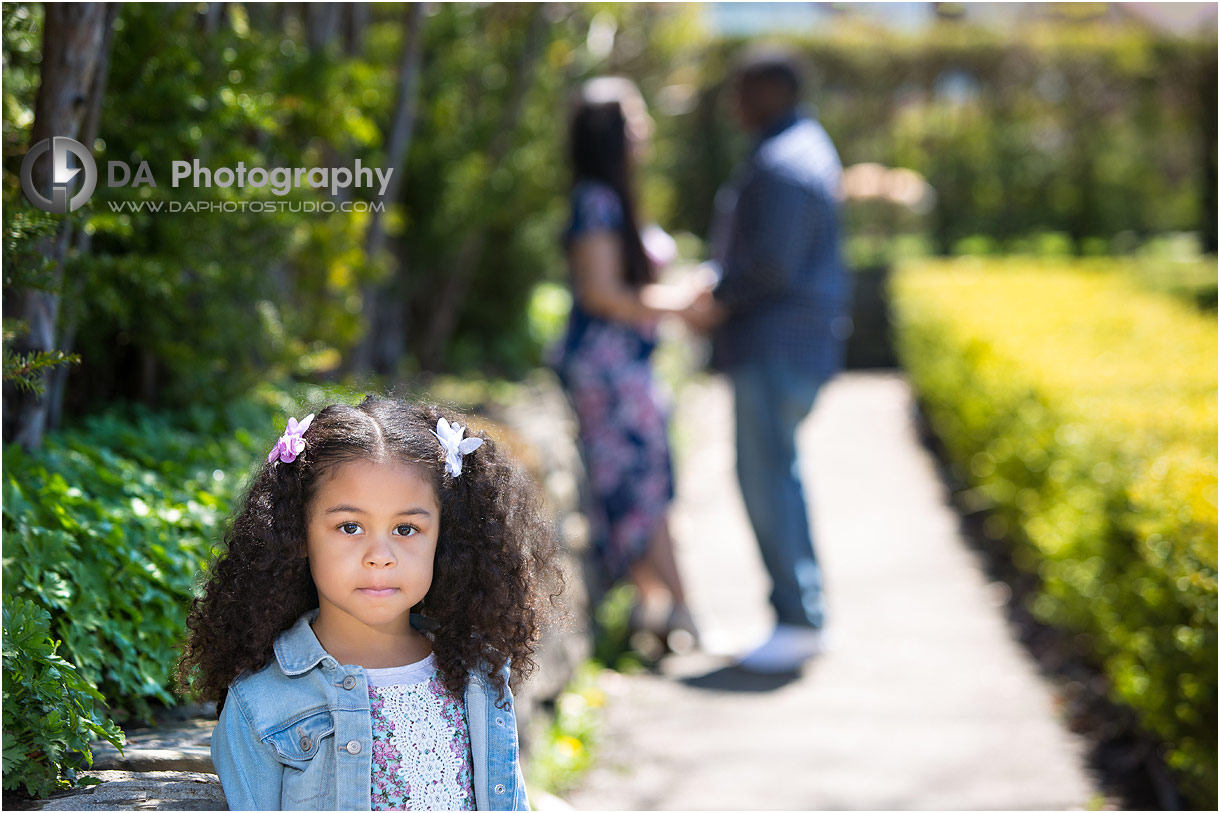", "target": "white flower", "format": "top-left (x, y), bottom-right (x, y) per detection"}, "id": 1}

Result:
top-left (432, 417), bottom-right (484, 478)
